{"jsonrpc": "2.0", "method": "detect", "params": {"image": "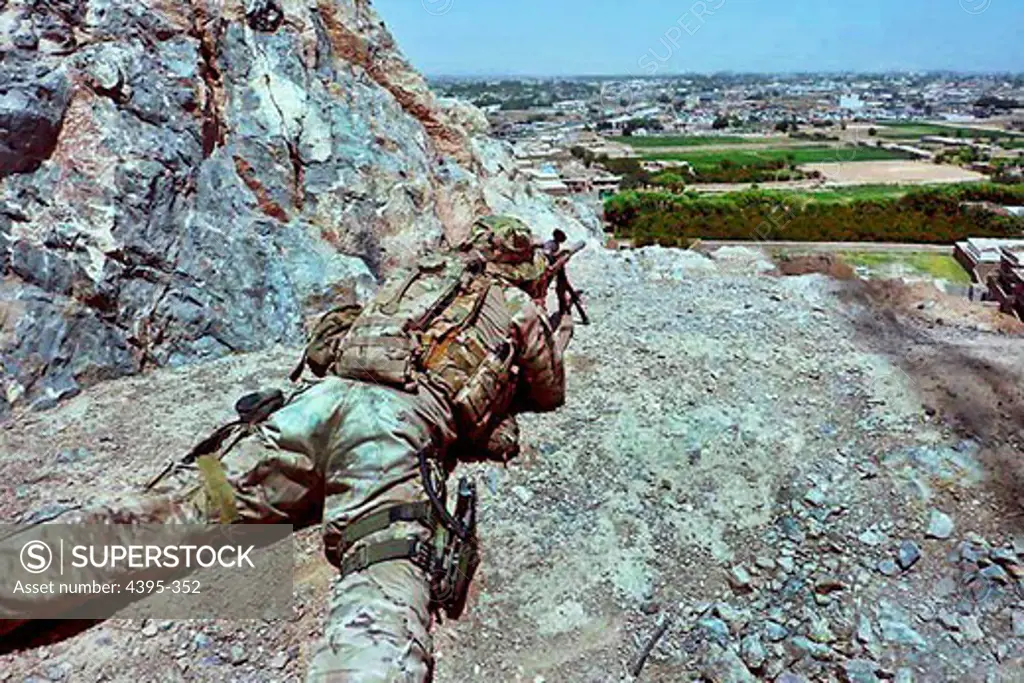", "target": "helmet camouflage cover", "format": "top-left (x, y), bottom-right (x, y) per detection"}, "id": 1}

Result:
top-left (467, 215), bottom-right (546, 284)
